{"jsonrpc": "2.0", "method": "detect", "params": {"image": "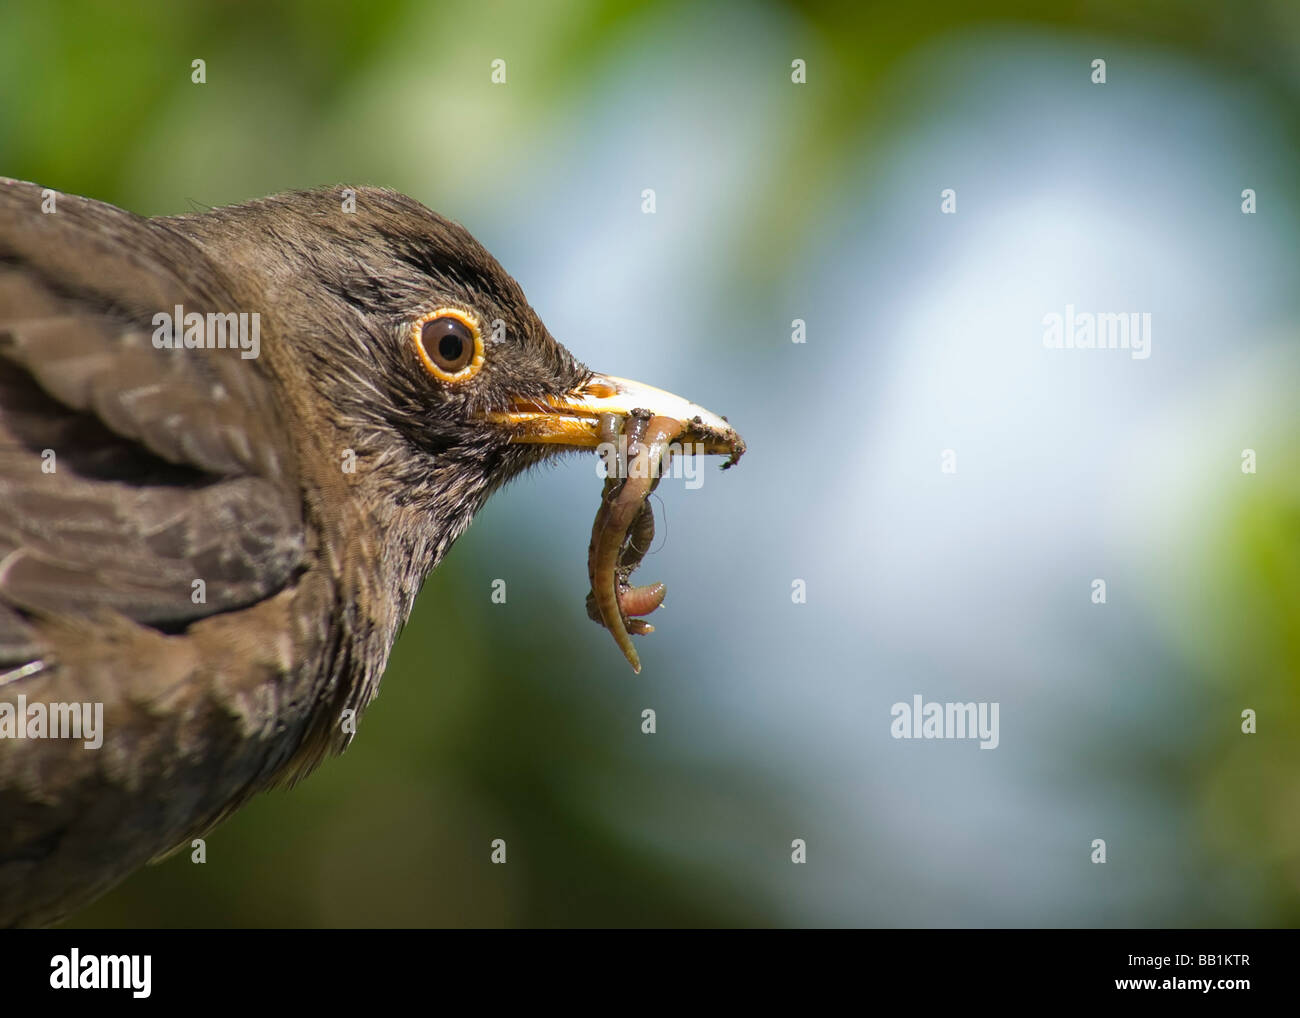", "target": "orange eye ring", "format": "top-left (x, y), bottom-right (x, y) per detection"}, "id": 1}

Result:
top-left (411, 307), bottom-right (485, 383)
